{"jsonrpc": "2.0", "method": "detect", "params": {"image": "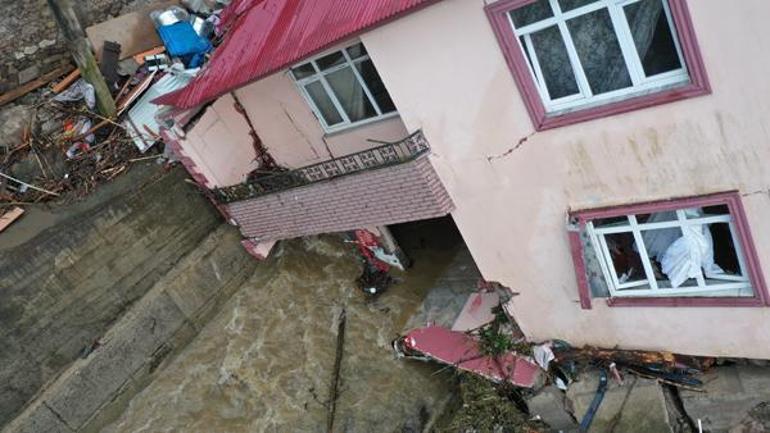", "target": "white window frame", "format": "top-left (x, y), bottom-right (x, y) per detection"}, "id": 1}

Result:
top-left (289, 43), bottom-right (398, 134)
top-left (586, 209), bottom-right (754, 298)
top-left (508, 0), bottom-right (690, 114)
